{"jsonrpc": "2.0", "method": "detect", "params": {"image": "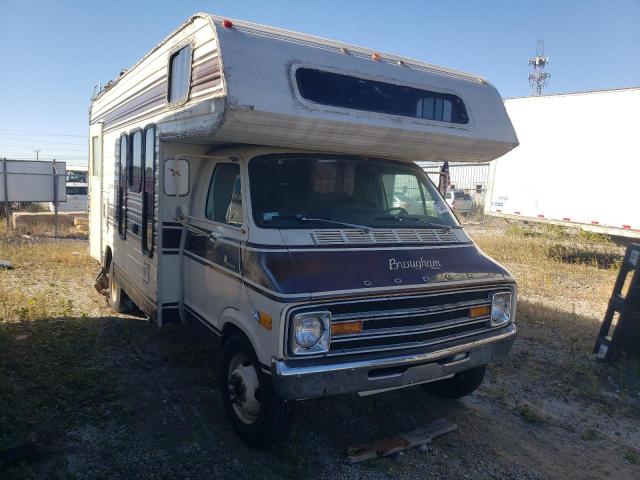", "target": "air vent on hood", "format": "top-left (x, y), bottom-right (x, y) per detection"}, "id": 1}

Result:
top-left (311, 228), bottom-right (459, 245)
